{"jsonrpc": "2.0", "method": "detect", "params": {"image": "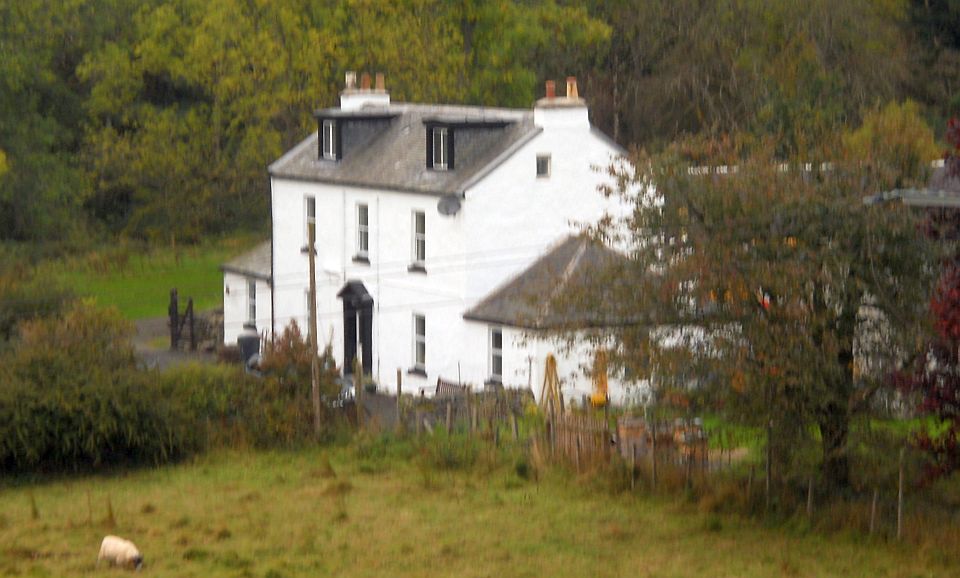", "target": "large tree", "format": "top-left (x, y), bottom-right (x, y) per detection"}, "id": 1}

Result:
top-left (575, 106), bottom-right (941, 488)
